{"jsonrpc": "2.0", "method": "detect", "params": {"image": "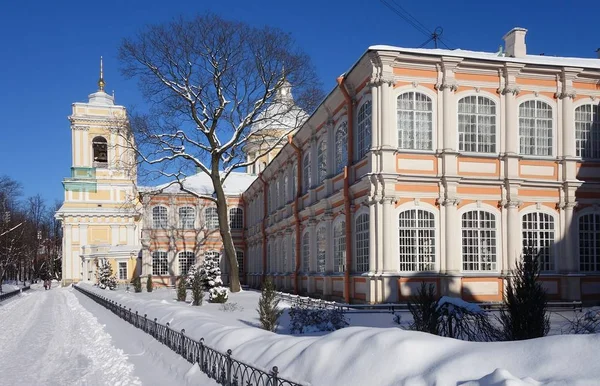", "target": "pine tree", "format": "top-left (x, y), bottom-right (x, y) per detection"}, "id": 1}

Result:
top-left (177, 275), bottom-right (187, 302)
top-left (191, 270), bottom-right (203, 306)
top-left (146, 274), bottom-right (153, 292)
top-left (97, 260), bottom-right (117, 290)
top-left (499, 248), bottom-right (550, 340)
top-left (257, 278), bottom-right (283, 332)
top-left (199, 254), bottom-right (228, 303)
top-left (131, 276), bottom-right (142, 293)
top-left (186, 265), bottom-right (197, 288)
